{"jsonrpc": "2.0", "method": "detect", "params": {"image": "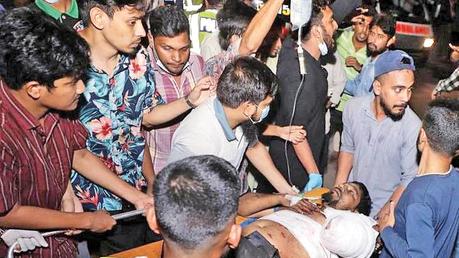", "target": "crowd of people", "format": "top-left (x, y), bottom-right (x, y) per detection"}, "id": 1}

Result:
top-left (0, 0), bottom-right (458, 257)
